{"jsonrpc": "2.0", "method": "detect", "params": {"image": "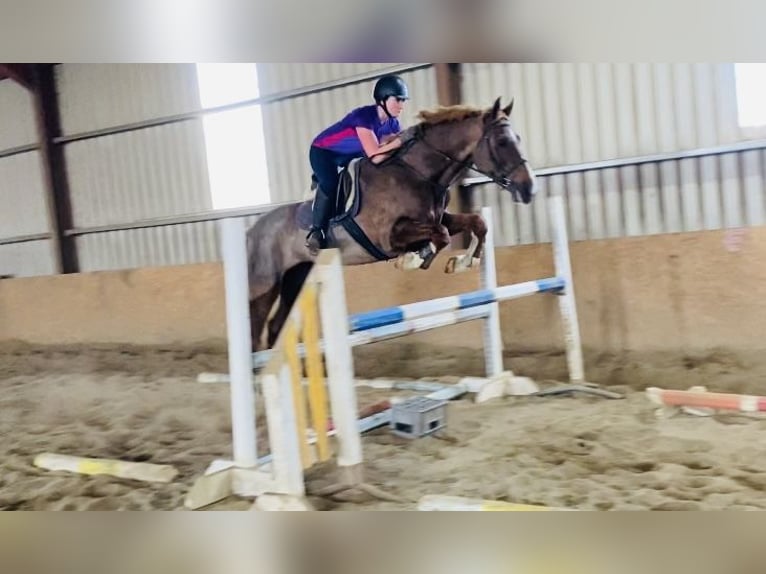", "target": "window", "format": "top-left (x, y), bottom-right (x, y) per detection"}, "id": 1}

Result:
top-left (196, 64), bottom-right (271, 209)
top-left (735, 63), bottom-right (766, 128)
